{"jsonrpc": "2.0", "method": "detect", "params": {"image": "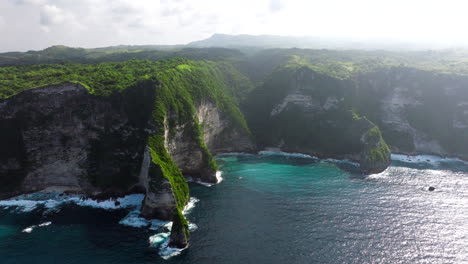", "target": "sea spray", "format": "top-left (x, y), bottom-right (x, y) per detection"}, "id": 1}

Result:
top-left (0, 193), bottom-right (145, 213)
top-left (22, 222), bottom-right (52, 233)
